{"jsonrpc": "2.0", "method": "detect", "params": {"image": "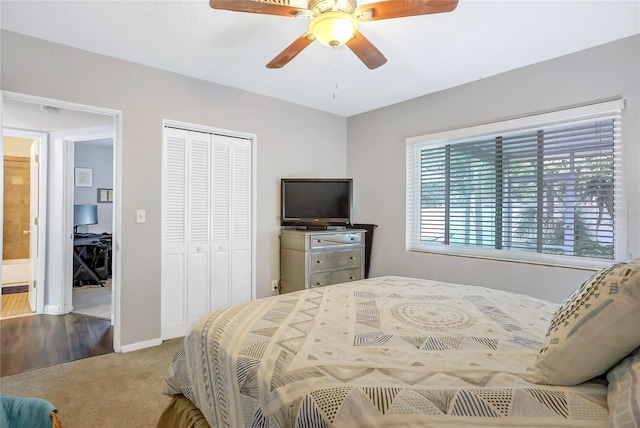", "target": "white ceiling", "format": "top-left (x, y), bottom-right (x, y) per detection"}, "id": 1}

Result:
top-left (1, 0), bottom-right (639, 117)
